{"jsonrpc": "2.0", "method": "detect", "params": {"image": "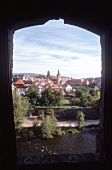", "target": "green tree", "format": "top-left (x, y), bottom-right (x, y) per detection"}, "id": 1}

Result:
top-left (76, 111), bottom-right (85, 128)
top-left (53, 90), bottom-right (64, 108)
top-left (80, 93), bottom-right (94, 107)
top-left (40, 87), bottom-right (64, 109)
top-left (70, 97), bottom-right (80, 106)
top-left (25, 83), bottom-right (40, 113)
top-left (75, 88), bottom-right (83, 98)
top-left (50, 113), bottom-right (57, 134)
top-left (80, 95), bottom-right (89, 107)
top-left (41, 112), bottom-right (57, 139)
top-left (40, 87), bottom-right (54, 109)
top-left (89, 88), bottom-right (96, 96)
top-left (74, 86), bottom-right (100, 107)
top-left (12, 91), bottom-right (29, 132)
